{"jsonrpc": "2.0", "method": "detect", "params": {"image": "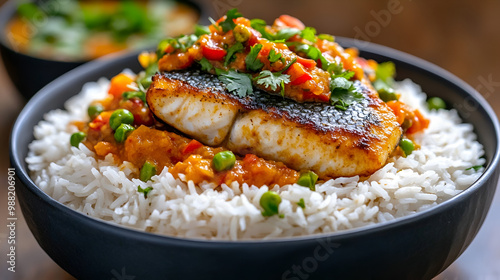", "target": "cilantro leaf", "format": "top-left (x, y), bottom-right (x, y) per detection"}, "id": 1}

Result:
top-left (225, 42), bottom-right (244, 66)
top-left (198, 57), bottom-right (213, 72)
top-left (250, 18), bottom-right (274, 40)
top-left (245, 44), bottom-right (264, 71)
top-left (218, 70), bottom-right (254, 97)
top-left (137, 186), bottom-right (153, 198)
top-left (300, 27), bottom-right (317, 42)
top-left (220, 8), bottom-right (243, 32)
top-left (330, 75), bottom-right (363, 110)
top-left (194, 24), bottom-right (211, 36)
top-left (268, 49), bottom-right (283, 63)
top-left (255, 70), bottom-right (290, 96)
top-left (274, 28), bottom-right (301, 41)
